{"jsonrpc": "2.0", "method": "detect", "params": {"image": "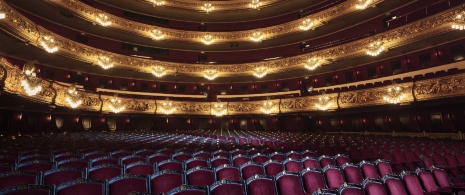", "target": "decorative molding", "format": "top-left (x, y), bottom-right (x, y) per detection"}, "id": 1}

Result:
top-left (414, 73), bottom-right (465, 101)
top-left (338, 82), bottom-right (414, 108)
top-left (49, 0), bottom-right (378, 43)
top-left (0, 1), bottom-right (459, 79)
top-left (142, 0), bottom-right (285, 11)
